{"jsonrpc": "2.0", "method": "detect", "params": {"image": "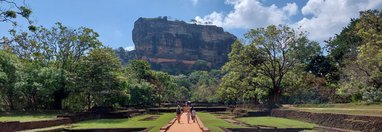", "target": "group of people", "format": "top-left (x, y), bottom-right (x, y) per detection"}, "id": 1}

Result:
top-left (176, 101), bottom-right (196, 123)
